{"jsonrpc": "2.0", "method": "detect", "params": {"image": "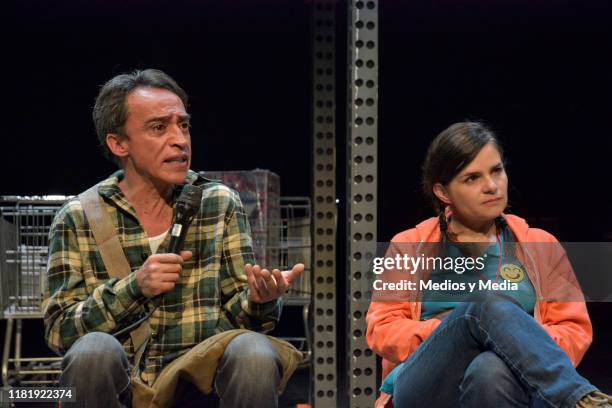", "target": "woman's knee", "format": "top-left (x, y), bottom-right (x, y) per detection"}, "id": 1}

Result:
top-left (459, 351), bottom-right (529, 407)
top-left (463, 351), bottom-right (511, 386)
top-left (460, 351), bottom-right (527, 405)
top-left (462, 291), bottom-right (523, 317)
